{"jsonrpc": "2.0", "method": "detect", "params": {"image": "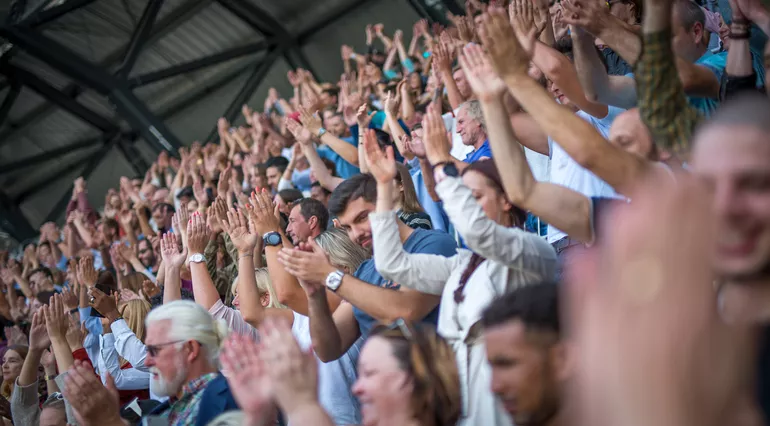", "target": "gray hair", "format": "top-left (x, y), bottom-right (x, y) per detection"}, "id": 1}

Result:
top-left (315, 227), bottom-right (371, 274)
top-left (145, 300), bottom-right (229, 367)
top-left (460, 100), bottom-right (486, 131)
